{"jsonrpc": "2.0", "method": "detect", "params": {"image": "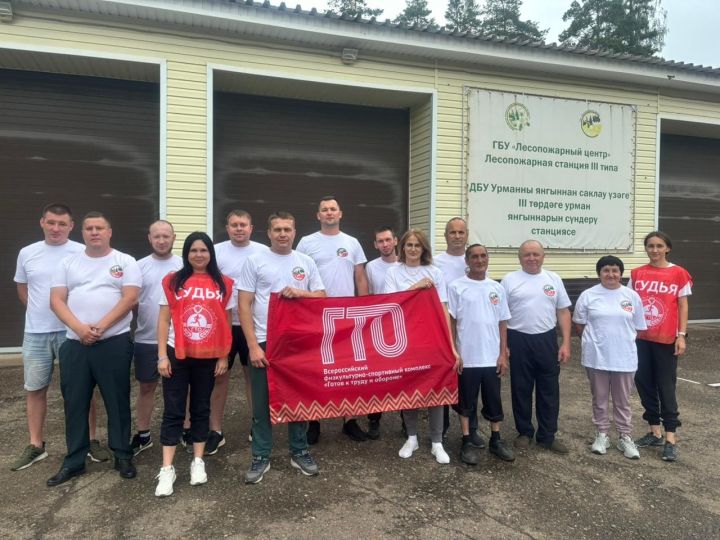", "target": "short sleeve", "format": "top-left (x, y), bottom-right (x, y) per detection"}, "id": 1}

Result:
top-left (159, 288), bottom-right (169, 306)
top-left (447, 283), bottom-right (459, 318)
top-left (554, 274), bottom-right (572, 309)
top-left (631, 290), bottom-right (647, 330)
top-left (14, 251), bottom-right (27, 284)
top-left (122, 258), bottom-right (143, 288)
top-left (50, 258), bottom-right (70, 289)
top-left (236, 257), bottom-right (258, 293)
top-left (307, 258), bottom-right (325, 292)
top-left (572, 291), bottom-right (588, 324)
